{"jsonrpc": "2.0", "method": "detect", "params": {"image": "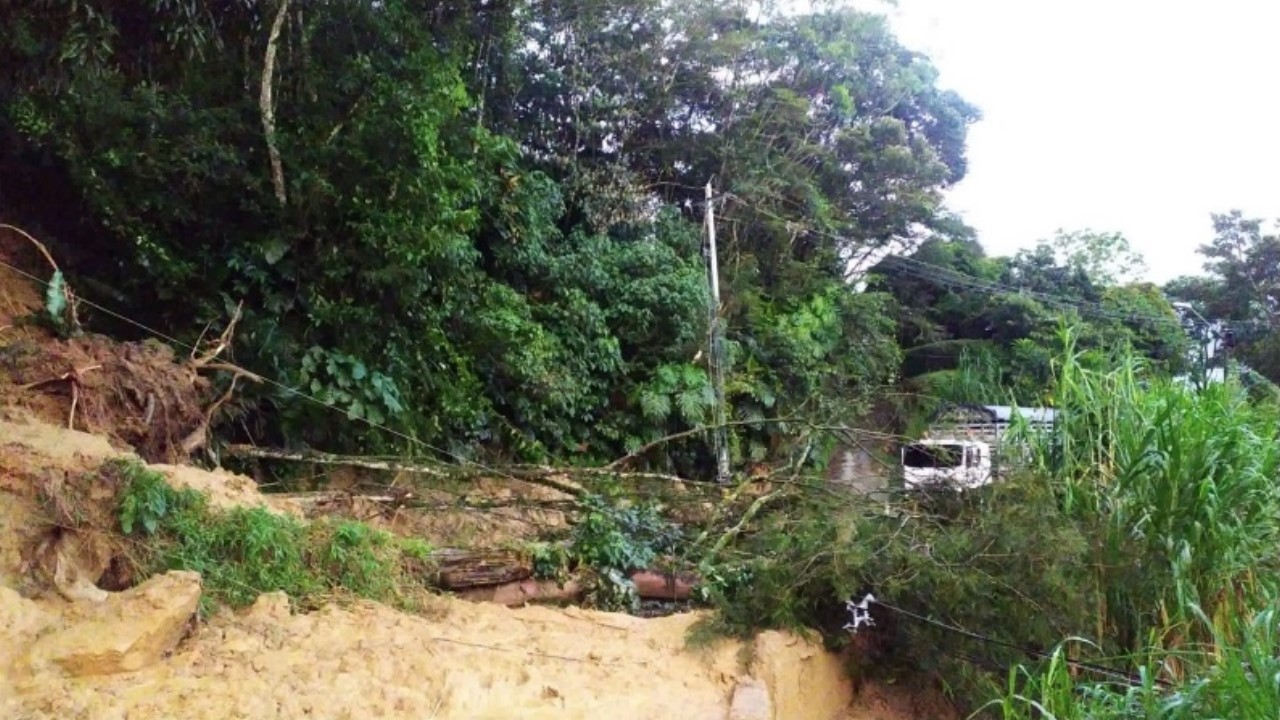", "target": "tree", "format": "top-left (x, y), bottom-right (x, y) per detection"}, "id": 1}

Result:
top-left (0, 0), bottom-right (973, 476)
top-left (877, 226), bottom-right (1188, 411)
top-left (1165, 210), bottom-right (1280, 383)
top-left (1023, 229), bottom-right (1147, 287)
